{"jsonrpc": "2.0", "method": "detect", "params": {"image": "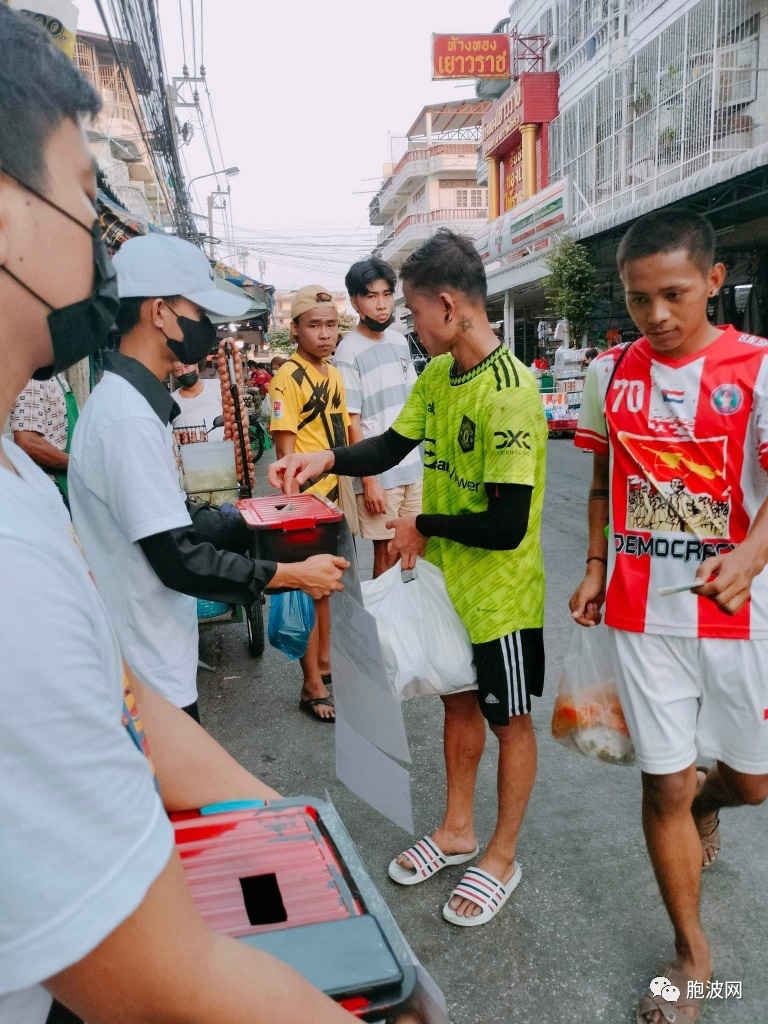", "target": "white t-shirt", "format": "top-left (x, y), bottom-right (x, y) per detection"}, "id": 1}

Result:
top-left (0, 438), bottom-right (173, 1024)
top-left (69, 371), bottom-right (199, 707)
top-left (334, 328), bottom-right (422, 493)
top-left (173, 378), bottom-right (224, 441)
